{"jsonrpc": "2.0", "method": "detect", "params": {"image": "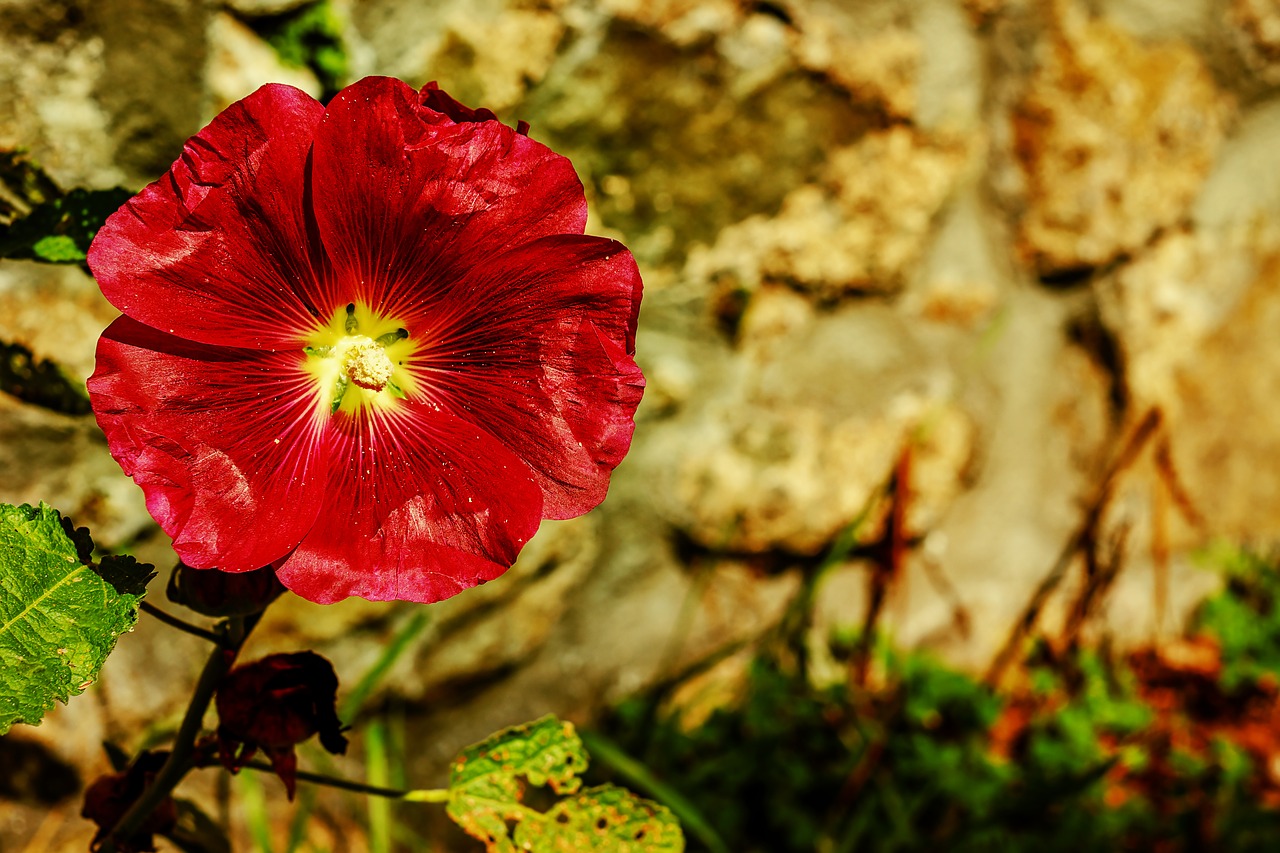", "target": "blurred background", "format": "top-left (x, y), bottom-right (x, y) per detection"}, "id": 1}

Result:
top-left (4, 0), bottom-right (1280, 849)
